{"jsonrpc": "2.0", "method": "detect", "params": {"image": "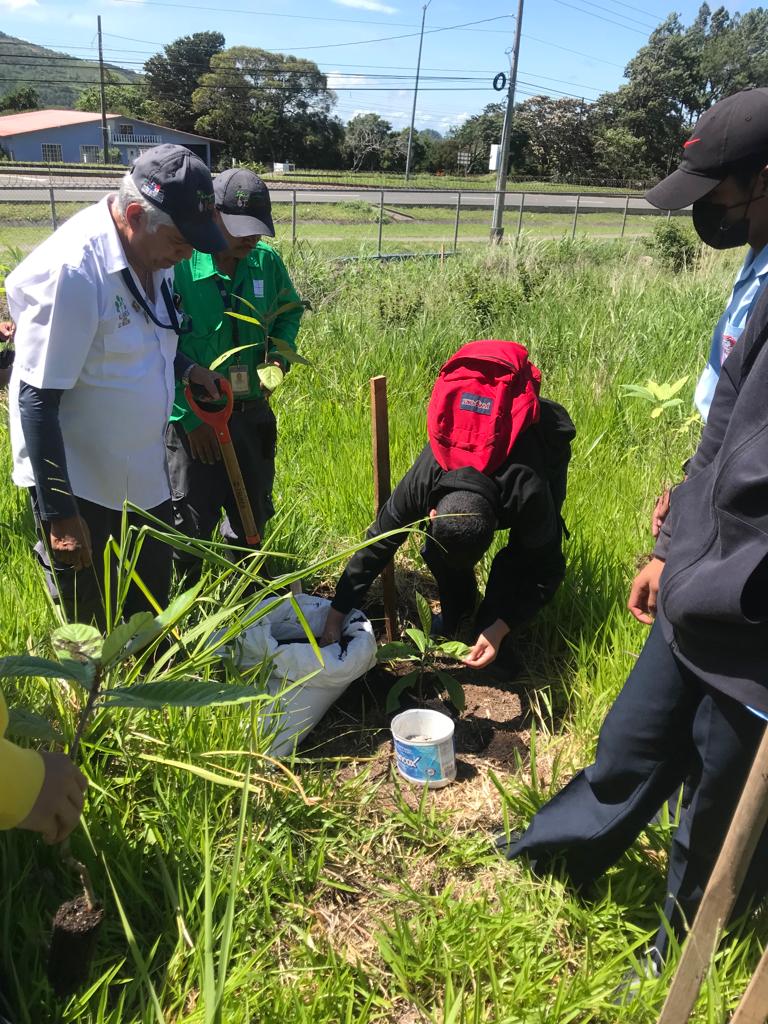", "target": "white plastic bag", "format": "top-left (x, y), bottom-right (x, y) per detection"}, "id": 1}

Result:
top-left (226, 594), bottom-right (377, 756)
